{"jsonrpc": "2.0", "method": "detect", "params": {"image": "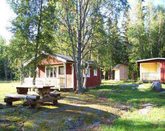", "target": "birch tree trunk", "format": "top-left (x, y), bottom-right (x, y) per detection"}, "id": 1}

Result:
top-left (20, 63), bottom-right (24, 84)
top-left (32, 0), bottom-right (43, 85)
top-left (61, 0), bottom-right (101, 93)
top-left (83, 63), bottom-right (90, 89)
